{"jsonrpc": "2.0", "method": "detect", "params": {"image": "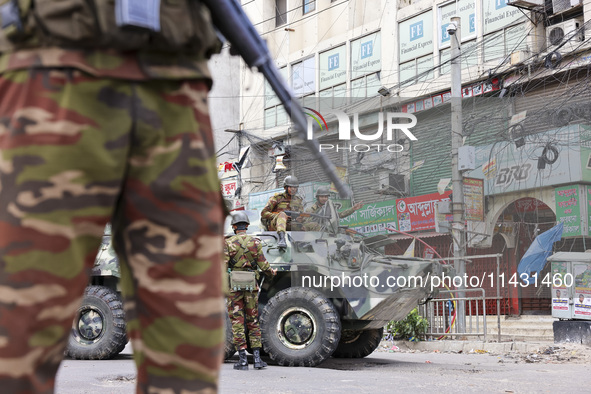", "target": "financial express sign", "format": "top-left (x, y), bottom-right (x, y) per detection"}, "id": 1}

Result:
top-left (305, 109), bottom-right (418, 152)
